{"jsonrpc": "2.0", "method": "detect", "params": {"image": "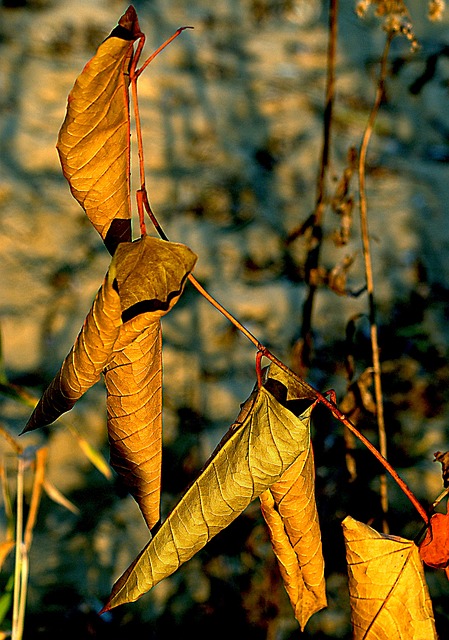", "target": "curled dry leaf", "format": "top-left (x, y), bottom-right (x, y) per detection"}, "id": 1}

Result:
top-left (434, 450), bottom-right (449, 487)
top-left (102, 370), bottom-right (316, 611)
top-left (23, 266), bottom-right (122, 433)
top-left (57, 6), bottom-right (143, 254)
top-left (24, 235), bottom-right (197, 530)
top-left (342, 516), bottom-right (437, 639)
top-left (260, 442), bottom-right (327, 631)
